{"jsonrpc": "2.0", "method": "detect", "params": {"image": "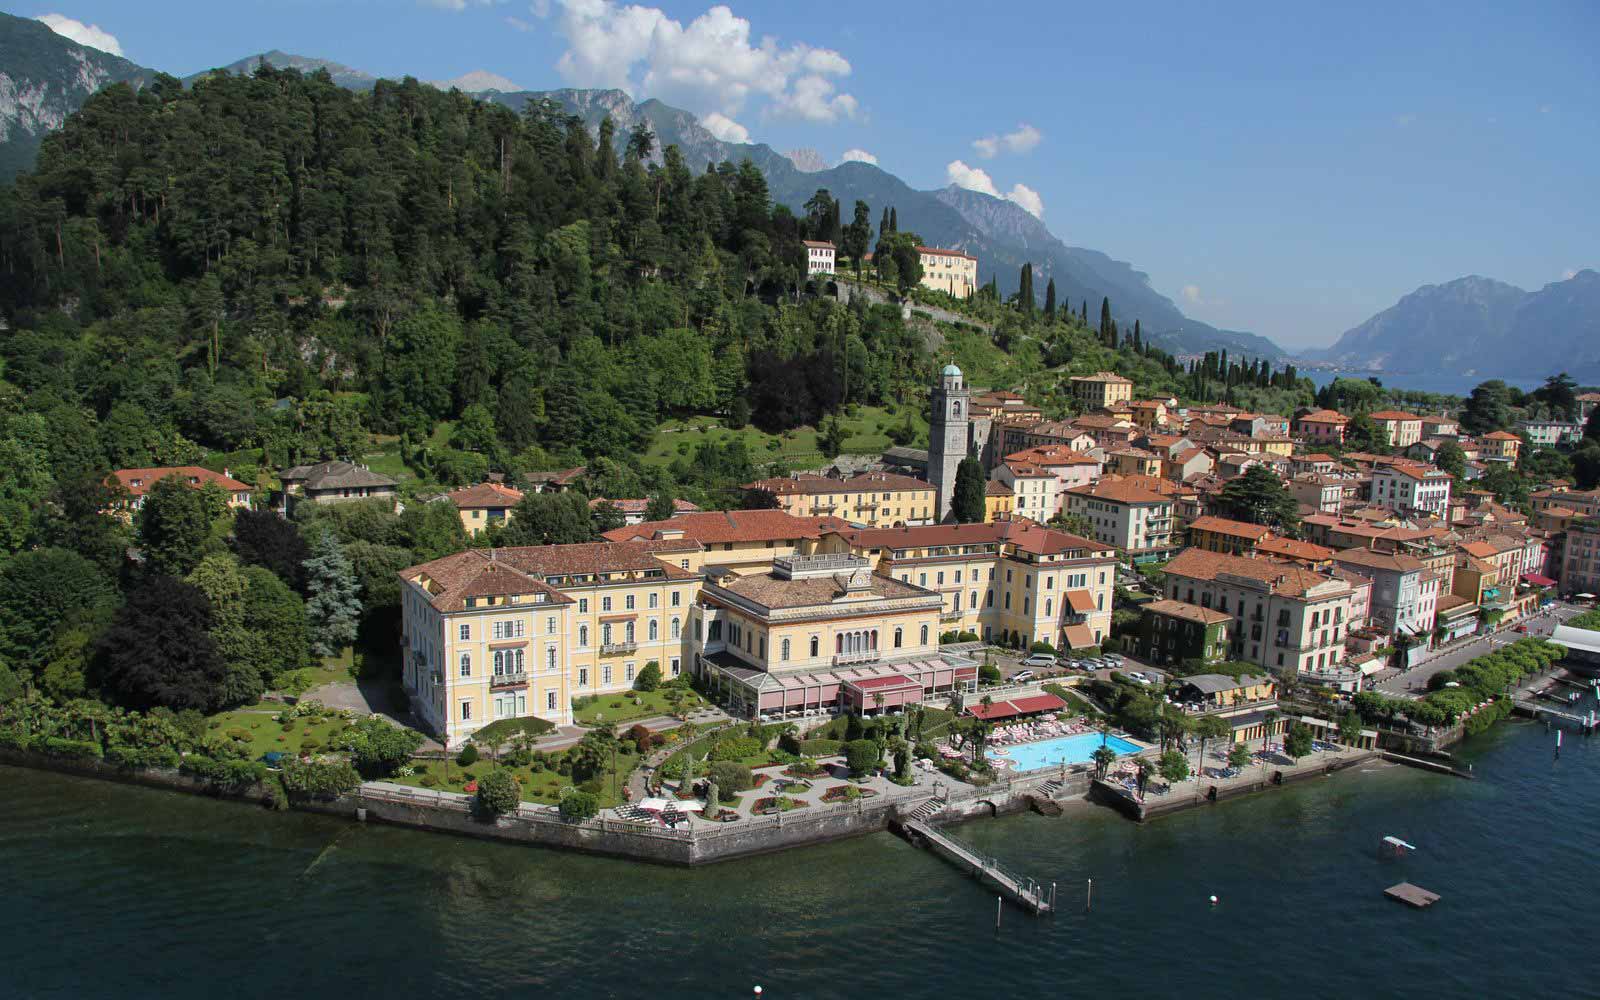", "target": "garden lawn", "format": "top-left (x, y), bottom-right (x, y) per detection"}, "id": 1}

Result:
top-left (386, 745), bottom-right (642, 809)
top-left (642, 404), bottom-right (921, 469)
top-left (573, 687), bottom-right (709, 726)
top-left (206, 706), bottom-right (356, 759)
